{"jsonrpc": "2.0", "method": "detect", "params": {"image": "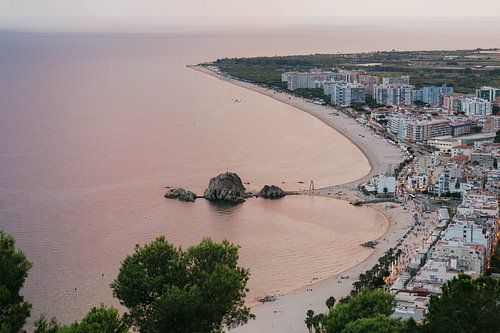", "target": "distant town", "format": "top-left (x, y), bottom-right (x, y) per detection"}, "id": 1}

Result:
top-left (206, 49), bottom-right (500, 325)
